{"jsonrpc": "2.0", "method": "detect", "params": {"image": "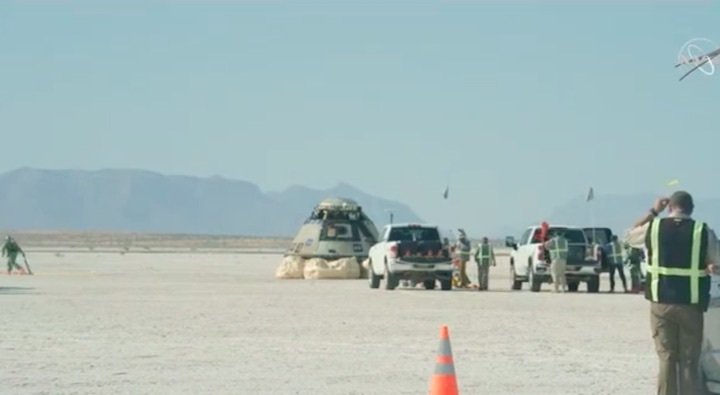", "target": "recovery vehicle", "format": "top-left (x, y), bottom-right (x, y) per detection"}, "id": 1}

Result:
top-left (505, 224), bottom-right (602, 293)
top-left (367, 223), bottom-right (454, 291)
